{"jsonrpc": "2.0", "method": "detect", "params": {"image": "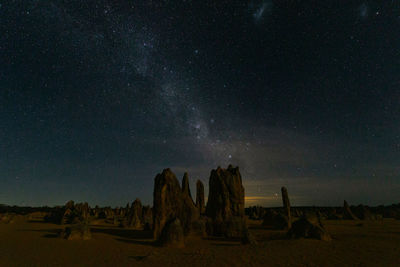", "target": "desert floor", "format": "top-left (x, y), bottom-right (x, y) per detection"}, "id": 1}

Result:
top-left (0, 215), bottom-right (399, 267)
